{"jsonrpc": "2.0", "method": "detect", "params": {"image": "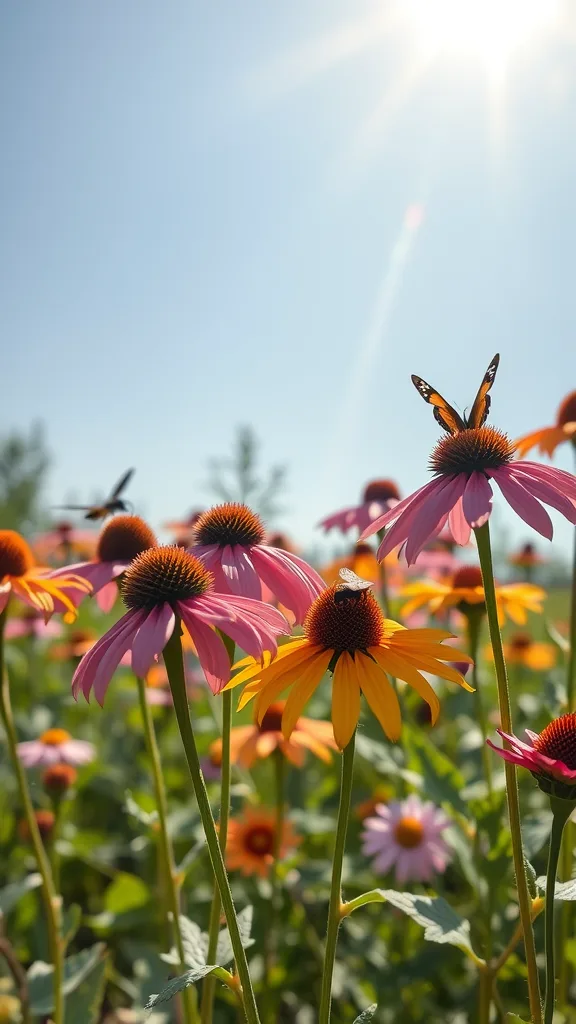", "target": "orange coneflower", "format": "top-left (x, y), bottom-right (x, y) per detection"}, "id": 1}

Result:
top-left (49, 627), bottom-right (98, 661)
top-left (228, 582), bottom-right (472, 750)
top-left (516, 391), bottom-right (576, 459)
top-left (400, 565), bottom-right (545, 627)
top-left (0, 530), bottom-right (89, 622)
top-left (210, 701), bottom-right (336, 769)
top-left (226, 806), bottom-right (300, 878)
top-left (486, 632), bottom-right (557, 672)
